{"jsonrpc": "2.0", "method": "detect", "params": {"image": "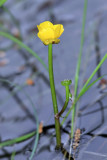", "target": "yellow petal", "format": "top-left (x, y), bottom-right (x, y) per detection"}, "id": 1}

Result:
top-left (53, 24), bottom-right (64, 39)
top-left (53, 25), bottom-right (60, 38)
top-left (59, 24), bottom-right (64, 36)
top-left (53, 25), bottom-right (61, 38)
top-left (38, 28), bottom-right (54, 41)
top-left (37, 21), bottom-right (64, 45)
top-left (37, 21), bottom-right (53, 31)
